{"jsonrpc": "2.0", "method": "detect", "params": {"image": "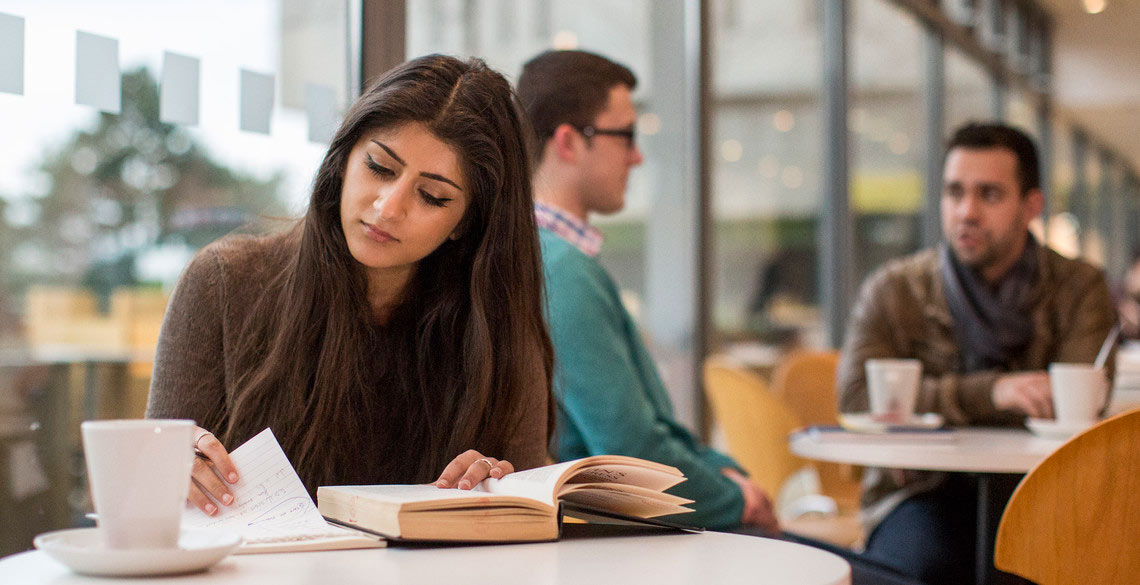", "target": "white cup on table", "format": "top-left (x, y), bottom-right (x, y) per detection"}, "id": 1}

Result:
top-left (865, 358), bottom-right (922, 419)
top-left (1048, 363), bottom-right (1108, 424)
top-left (81, 419), bottom-right (195, 549)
